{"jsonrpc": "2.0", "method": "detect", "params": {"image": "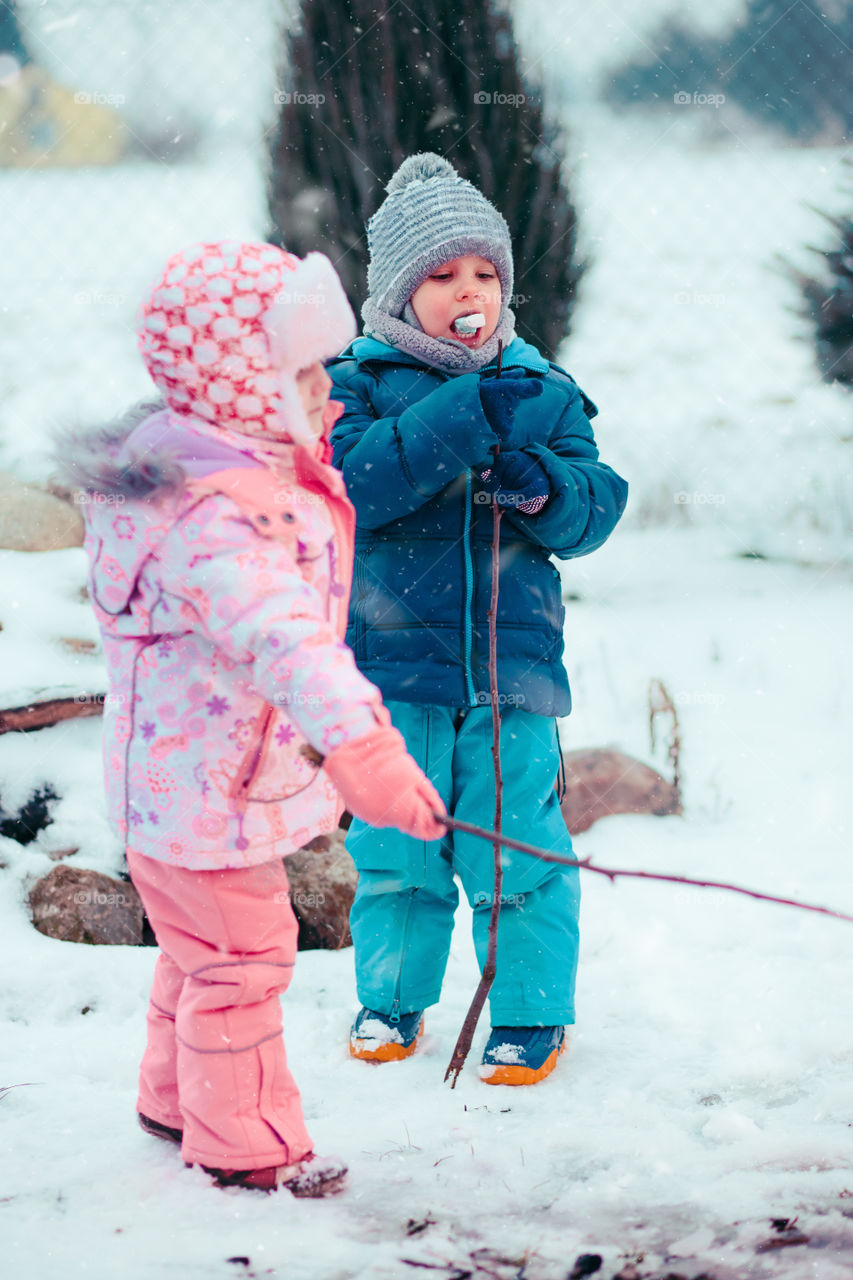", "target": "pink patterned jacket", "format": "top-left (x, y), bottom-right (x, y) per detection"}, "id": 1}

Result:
top-left (80, 405), bottom-right (383, 870)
